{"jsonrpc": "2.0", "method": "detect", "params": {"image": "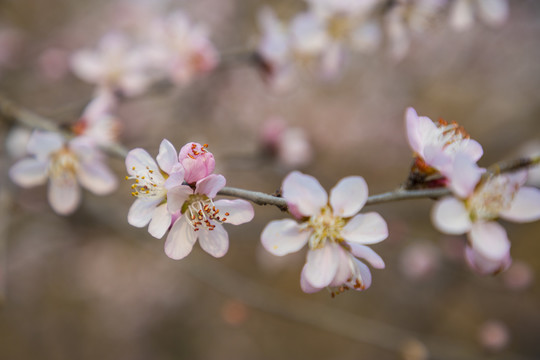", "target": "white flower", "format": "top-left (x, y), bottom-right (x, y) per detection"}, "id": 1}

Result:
top-left (73, 92), bottom-right (120, 147)
top-left (261, 171), bottom-right (388, 294)
top-left (9, 131), bottom-right (117, 215)
top-left (450, 0), bottom-right (509, 31)
top-left (125, 139), bottom-right (185, 238)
